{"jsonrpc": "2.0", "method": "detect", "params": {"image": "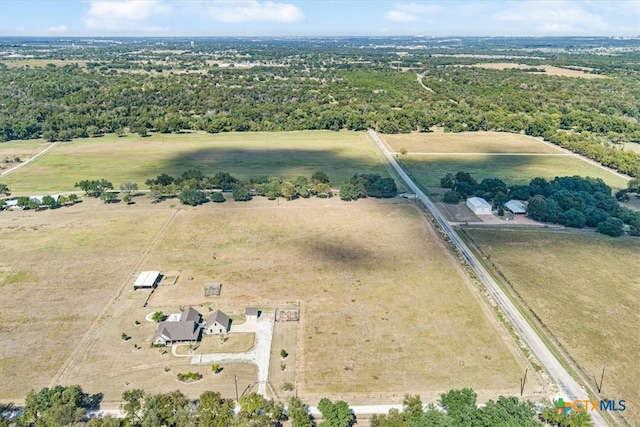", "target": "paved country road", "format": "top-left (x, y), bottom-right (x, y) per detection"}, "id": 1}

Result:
top-left (367, 129), bottom-right (607, 427)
